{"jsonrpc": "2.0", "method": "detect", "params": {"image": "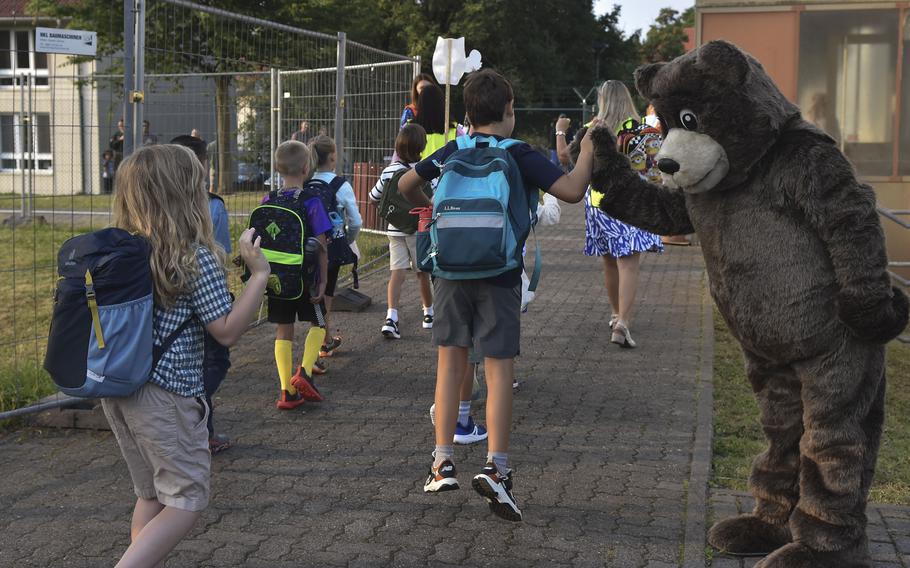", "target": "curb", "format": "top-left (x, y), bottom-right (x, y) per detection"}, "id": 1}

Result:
top-left (683, 275), bottom-right (715, 568)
